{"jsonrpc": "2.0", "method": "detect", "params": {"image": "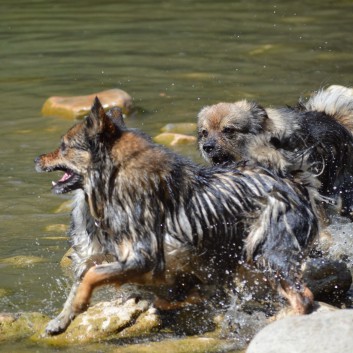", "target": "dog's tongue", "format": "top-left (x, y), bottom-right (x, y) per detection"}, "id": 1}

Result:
top-left (59, 172), bottom-right (72, 182)
top-left (52, 172), bottom-right (72, 186)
